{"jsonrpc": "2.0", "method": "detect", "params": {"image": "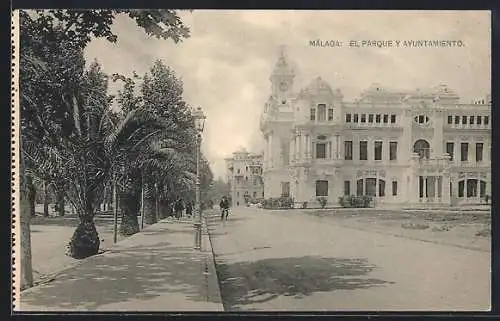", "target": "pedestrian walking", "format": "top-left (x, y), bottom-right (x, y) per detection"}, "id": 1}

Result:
top-left (185, 201), bottom-right (193, 218)
top-left (174, 198), bottom-right (184, 220)
top-left (220, 196), bottom-right (230, 220)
